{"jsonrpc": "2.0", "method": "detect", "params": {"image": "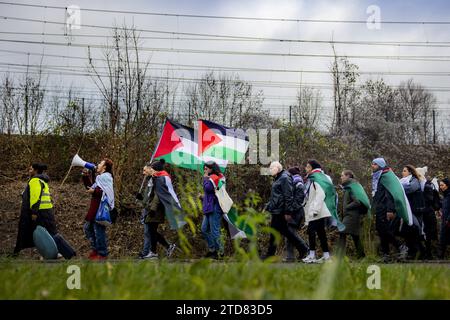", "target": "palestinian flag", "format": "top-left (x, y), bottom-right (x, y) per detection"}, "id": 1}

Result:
top-left (153, 171), bottom-right (186, 230)
top-left (209, 173), bottom-right (252, 239)
top-left (198, 119), bottom-right (249, 164)
top-left (152, 119), bottom-right (227, 171)
top-left (343, 179), bottom-right (371, 214)
top-left (308, 170), bottom-right (345, 231)
top-left (379, 169), bottom-right (413, 226)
